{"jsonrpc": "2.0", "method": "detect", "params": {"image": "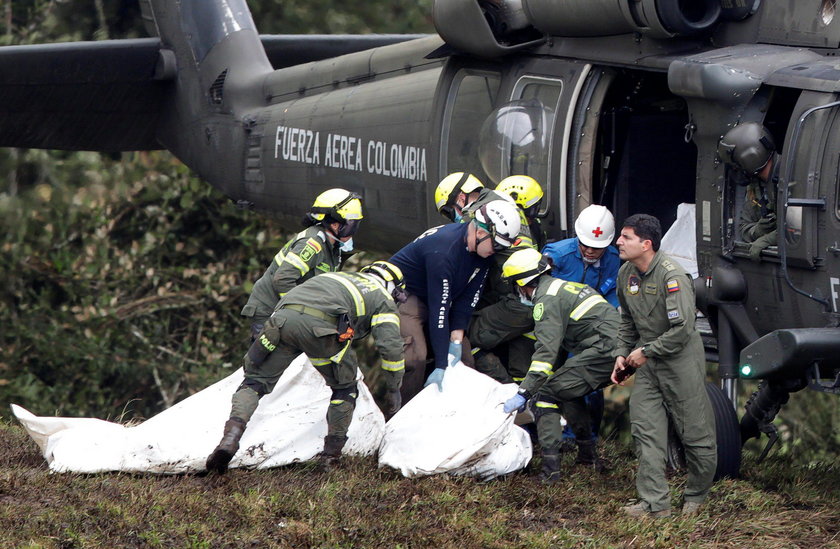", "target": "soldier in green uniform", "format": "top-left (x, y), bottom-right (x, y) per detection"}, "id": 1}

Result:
top-left (240, 188), bottom-right (363, 339)
top-left (500, 248), bottom-right (619, 481)
top-left (468, 175), bottom-right (545, 384)
top-left (207, 261), bottom-right (407, 474)
top-left (611, 214), bottom-right (717, 518)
